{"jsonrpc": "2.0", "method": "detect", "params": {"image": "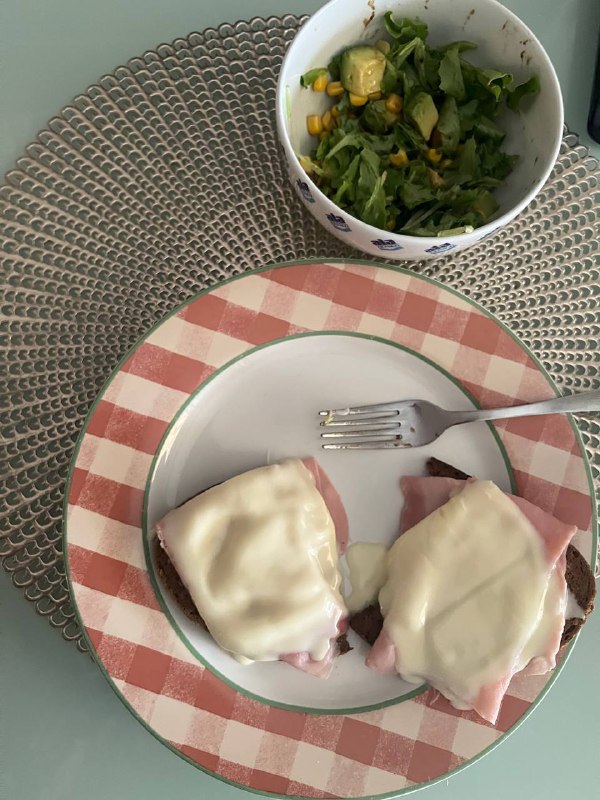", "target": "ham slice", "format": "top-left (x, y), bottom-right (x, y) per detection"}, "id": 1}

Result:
top-left (367, 476), bottom-right (577, 722)
top-left (303, 457), bottom-right (349, 554)
top-left (279, 458), bottom-right (348, 677)
top-left (281, 619), bottom-right (348, 679)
